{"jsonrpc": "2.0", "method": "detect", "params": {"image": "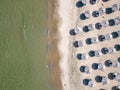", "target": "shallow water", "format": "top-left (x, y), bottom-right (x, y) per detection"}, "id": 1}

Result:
top-left (0, 0), bottom-right (52, 90)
